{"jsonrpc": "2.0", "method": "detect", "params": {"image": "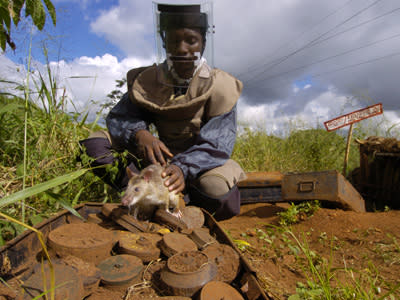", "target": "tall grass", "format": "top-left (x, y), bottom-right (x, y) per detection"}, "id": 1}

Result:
top-left (0, 63), bottom-right (113, 242)
top-left (232, 126), bottom-right (360, 174)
